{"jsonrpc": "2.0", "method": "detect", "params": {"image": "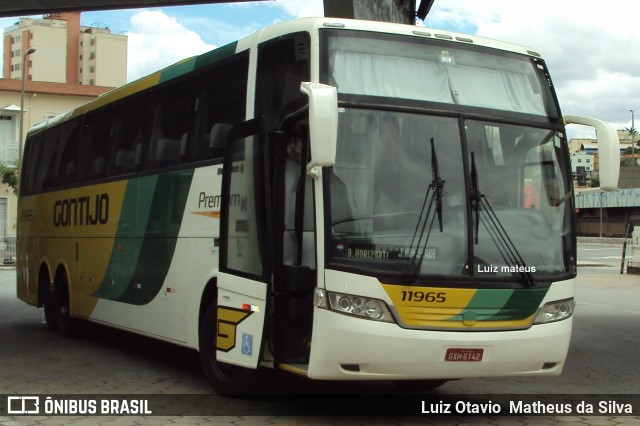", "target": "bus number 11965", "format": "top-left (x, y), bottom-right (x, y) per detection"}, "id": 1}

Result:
top-left (401, 291), bottom-right (446, 303)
